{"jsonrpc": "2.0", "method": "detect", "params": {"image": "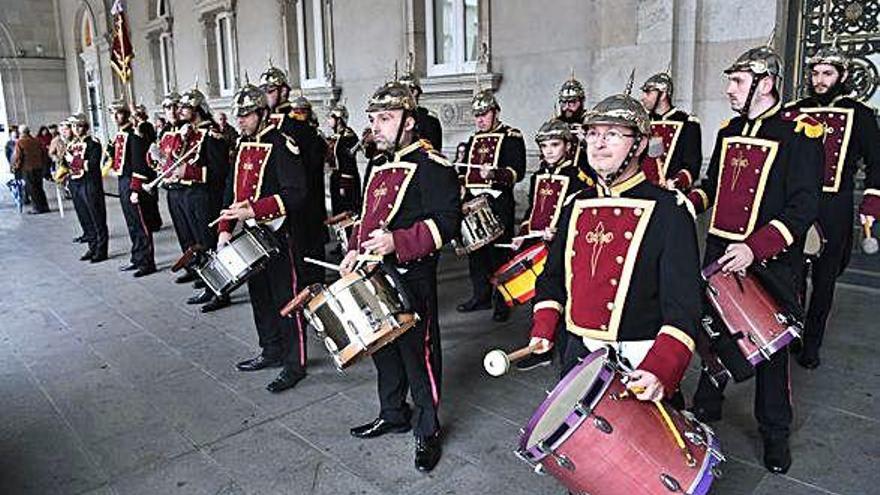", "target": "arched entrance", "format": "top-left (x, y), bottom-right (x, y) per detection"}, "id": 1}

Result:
top-left (76, 5), bottom-right (107, 138)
